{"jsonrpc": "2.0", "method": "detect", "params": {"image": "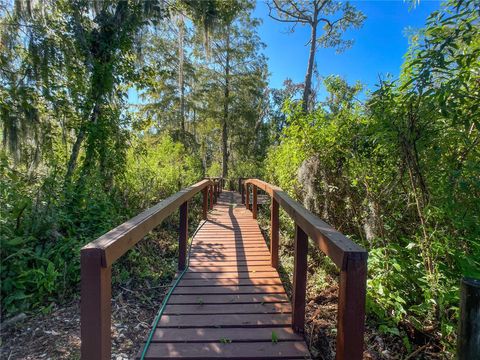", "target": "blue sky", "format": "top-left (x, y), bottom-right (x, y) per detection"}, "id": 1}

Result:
top-left (254, 0), bottom-right (442, 98)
